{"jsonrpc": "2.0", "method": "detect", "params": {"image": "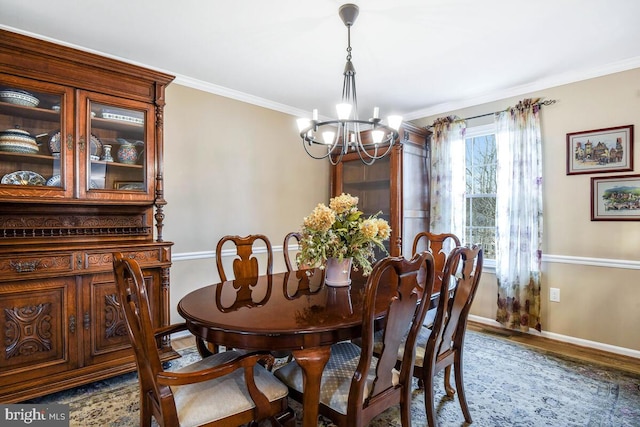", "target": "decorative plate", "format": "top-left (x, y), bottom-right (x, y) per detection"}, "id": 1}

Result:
top-left (90, 134), bottom-right (102, 158)
top-left (47, 132), bottom-right (101, 157)
top-left (46, 175), bottom-right (61, 187)
top-left (48, 131), bottom-right (61, 154)
top-left (0, 89), bottom-right (40, 107)
top-left (1, 170), bottom-right (46, 186)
